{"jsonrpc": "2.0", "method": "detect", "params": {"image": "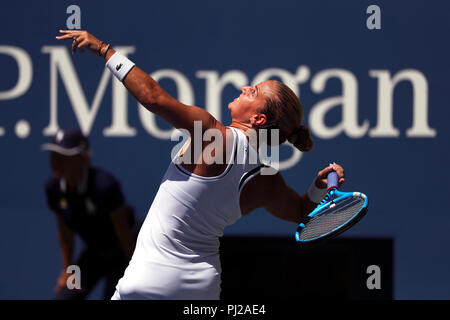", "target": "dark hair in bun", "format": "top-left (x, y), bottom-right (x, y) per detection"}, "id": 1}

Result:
top-left (287, 125), bottom-right (314, 152)
top-left (255, 80), bottom-right (314, 152)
